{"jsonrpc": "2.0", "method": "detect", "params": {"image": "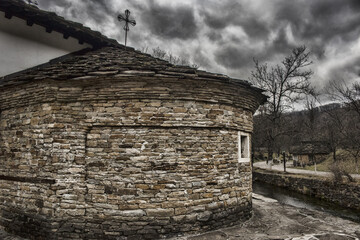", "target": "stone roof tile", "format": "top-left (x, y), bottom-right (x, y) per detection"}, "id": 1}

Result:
top-left (0, 46), bottom-right (266, 103)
